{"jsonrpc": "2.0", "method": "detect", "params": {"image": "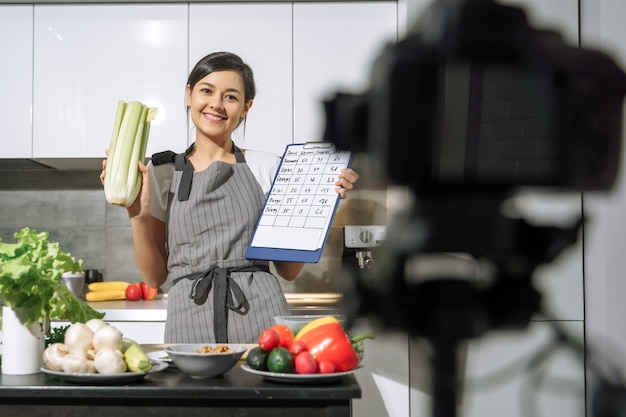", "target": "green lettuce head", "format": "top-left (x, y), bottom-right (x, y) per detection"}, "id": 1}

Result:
top-left (0, 227), bottom-right (104, 326)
